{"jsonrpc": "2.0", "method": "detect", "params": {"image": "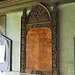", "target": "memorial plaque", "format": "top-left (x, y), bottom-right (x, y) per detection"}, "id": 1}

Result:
top-left (0, 34), bottom-right (11, 71)
top-left (21, 4), bottom-right (58, 75)
top-left (26, 27), bottom-right (52, 71)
